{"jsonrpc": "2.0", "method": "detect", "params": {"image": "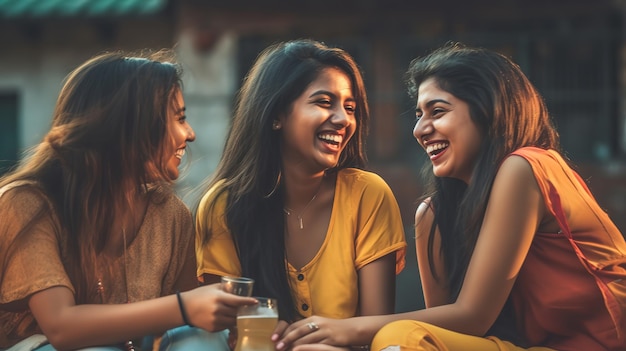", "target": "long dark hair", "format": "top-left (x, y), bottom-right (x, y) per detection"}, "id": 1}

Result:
top-left (198, 39), bottom-right (369, 321)
top-left (0, 50), bottom-right (184, 303)
top-left (407, 42), bottom-right (560, 339)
